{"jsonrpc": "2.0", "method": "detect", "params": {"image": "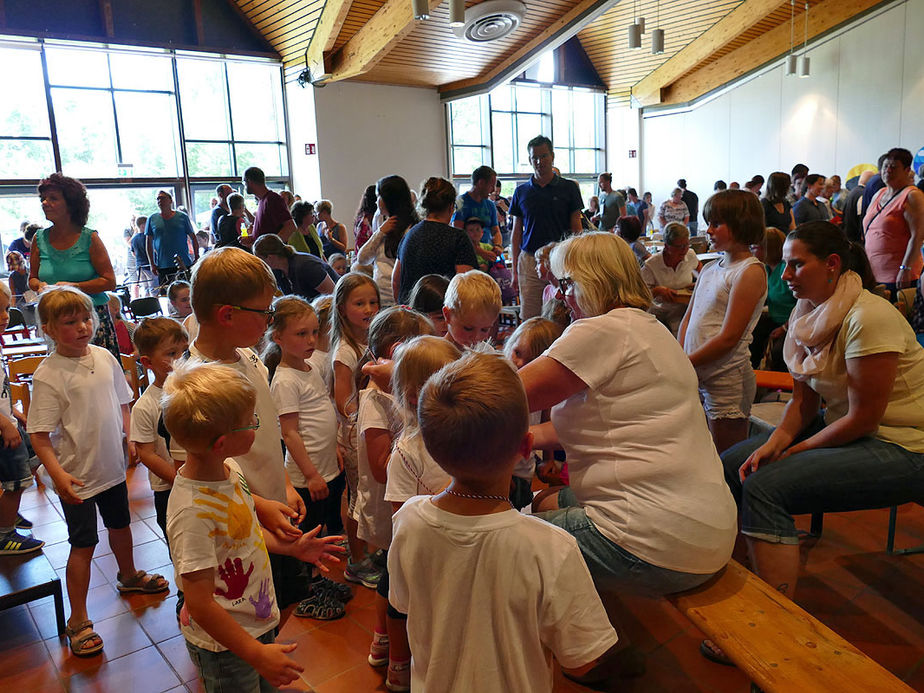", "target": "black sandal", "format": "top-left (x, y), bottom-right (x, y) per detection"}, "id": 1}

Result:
top-left (312, 575), bottom-right (353, 603)
top-left (294, 591), bottom-right (345, 620)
